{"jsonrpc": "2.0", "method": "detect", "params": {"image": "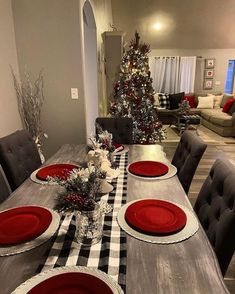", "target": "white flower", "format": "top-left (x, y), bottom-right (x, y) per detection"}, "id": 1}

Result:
top-left (69, 168), bottom-right (80, 180)
top-left (89, 135), bottom-right (102, 149)
top-left (77, 168), bottom-right (90, 182)
top-left (98, 130), bottom-right (112, 142)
